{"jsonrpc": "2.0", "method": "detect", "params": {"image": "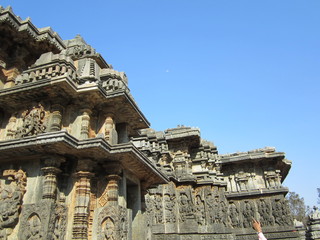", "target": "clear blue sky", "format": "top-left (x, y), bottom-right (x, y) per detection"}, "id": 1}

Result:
top-left (3, 0), bottom-right (319, 207)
